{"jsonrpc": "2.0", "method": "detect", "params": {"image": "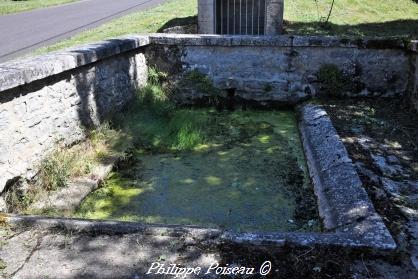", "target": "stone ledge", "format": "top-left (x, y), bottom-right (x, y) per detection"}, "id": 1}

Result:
top-left (223, 231), bottom-right (394, 250)
top-left (0, 35), bottom-right (149, 92)
top-left (2, 214), bottom-right (222, 241)
top-left (297, 104), bottom-right (396, 251)
top-left (148, 33), bottom-right (407, 49)
top-left (1, 213), bottom-right (396, 251)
